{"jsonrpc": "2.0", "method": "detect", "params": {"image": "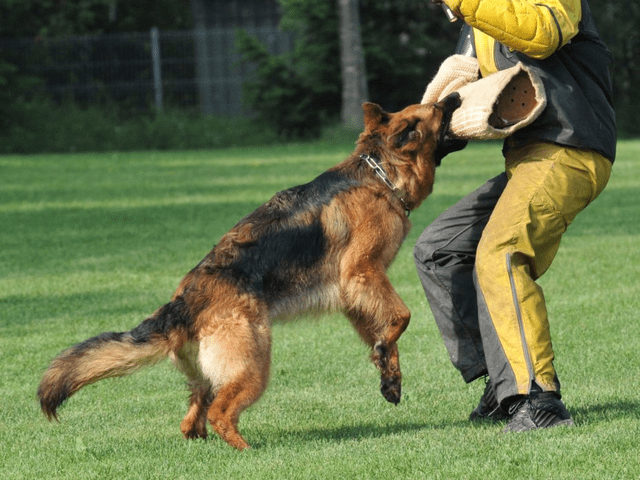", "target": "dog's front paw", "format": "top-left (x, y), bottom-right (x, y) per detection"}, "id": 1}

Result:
top-left (380, 376), bottom-right (401, 405)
